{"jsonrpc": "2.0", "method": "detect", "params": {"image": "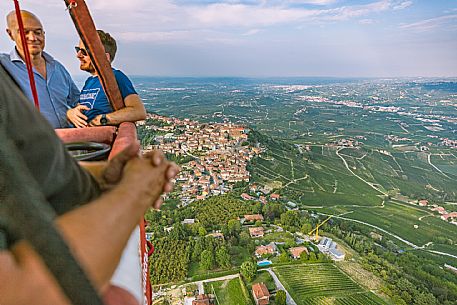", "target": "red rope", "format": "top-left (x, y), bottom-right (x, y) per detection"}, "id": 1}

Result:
top-left (13, 0), bottom-right (40, 109)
